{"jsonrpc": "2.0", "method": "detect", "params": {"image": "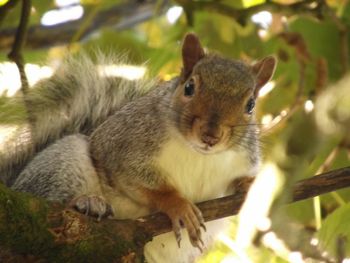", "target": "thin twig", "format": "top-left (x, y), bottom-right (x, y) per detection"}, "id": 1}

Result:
top-left (7, 0), bottom-right (34, 125)
top-left (315, 57), bottom-right (328, 94)
top-left (7, 0), bottom-right (31, 95)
